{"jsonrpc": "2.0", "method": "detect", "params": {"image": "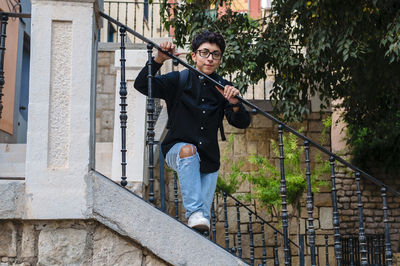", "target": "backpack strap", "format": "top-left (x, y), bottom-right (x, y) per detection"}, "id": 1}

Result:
top-left (216, 76), bottom-right (226, 141)
top-left (166, 69), bottom-right (189, 129)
